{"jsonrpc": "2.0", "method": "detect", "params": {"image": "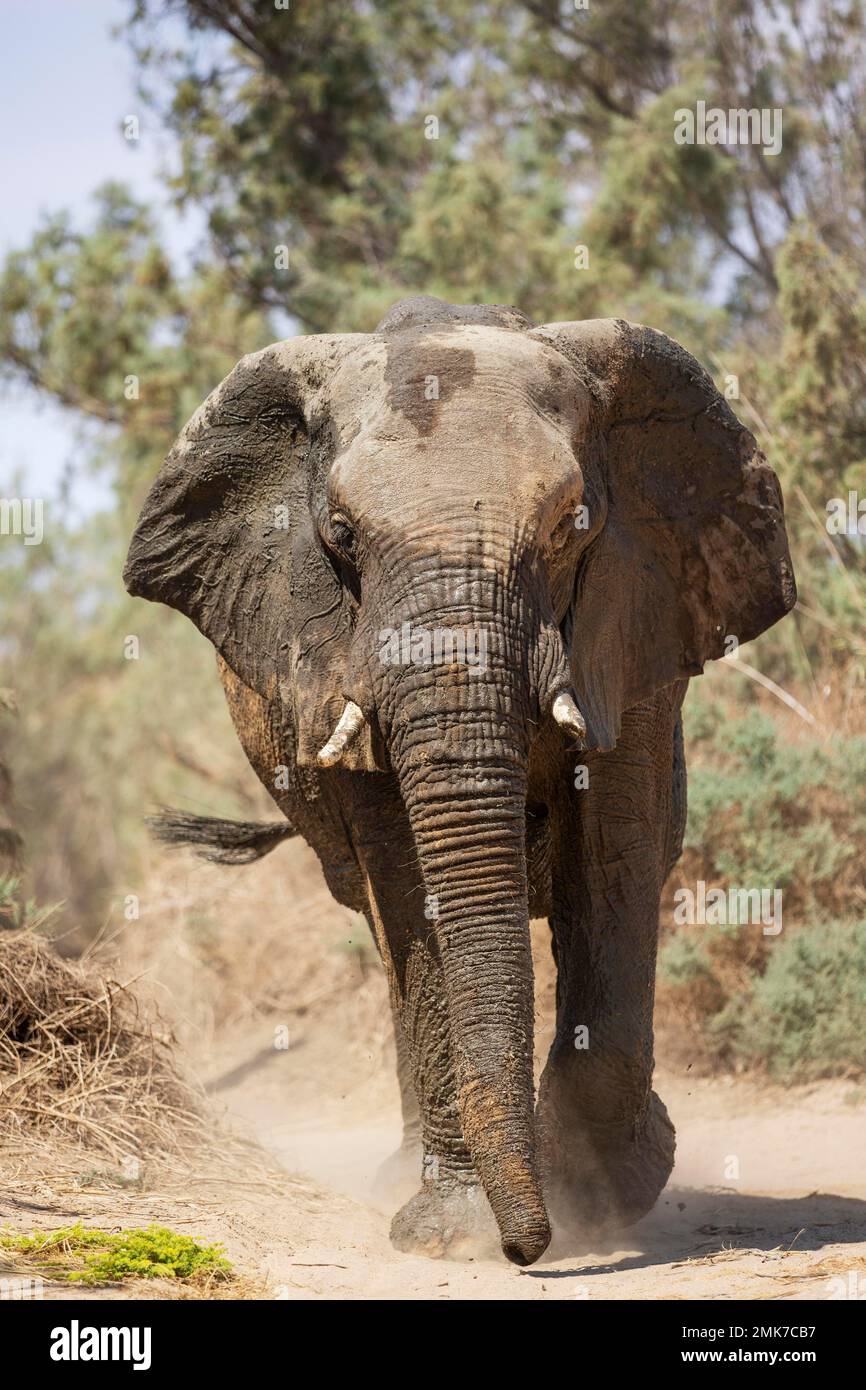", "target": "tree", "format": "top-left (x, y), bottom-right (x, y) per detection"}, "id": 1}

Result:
top-left (1, 0), bottom-right (865, 925)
